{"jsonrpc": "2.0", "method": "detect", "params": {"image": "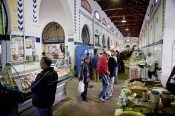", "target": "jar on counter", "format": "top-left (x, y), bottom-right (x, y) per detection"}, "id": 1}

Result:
top-left (161, 91), bottom-right (172, 106)
top-left (142, 90), bottom-right (148, 101)
top-left (150, 90), bottom-right (160, 114)
top-left (150, 90), bottom-right (160, 104)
